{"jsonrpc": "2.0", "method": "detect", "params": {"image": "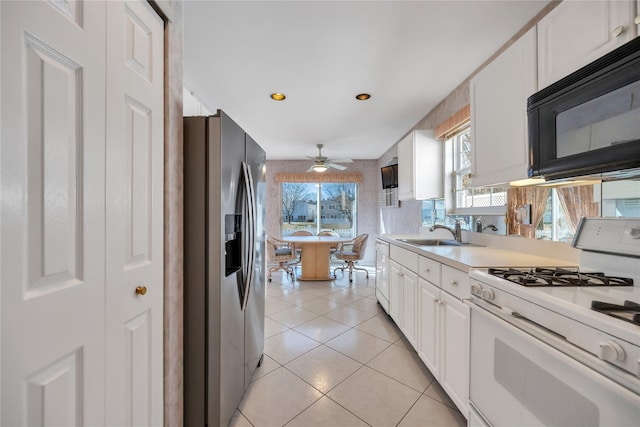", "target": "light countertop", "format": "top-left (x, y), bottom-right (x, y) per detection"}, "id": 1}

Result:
top-left (377, 234), bottom-right (577, 272)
